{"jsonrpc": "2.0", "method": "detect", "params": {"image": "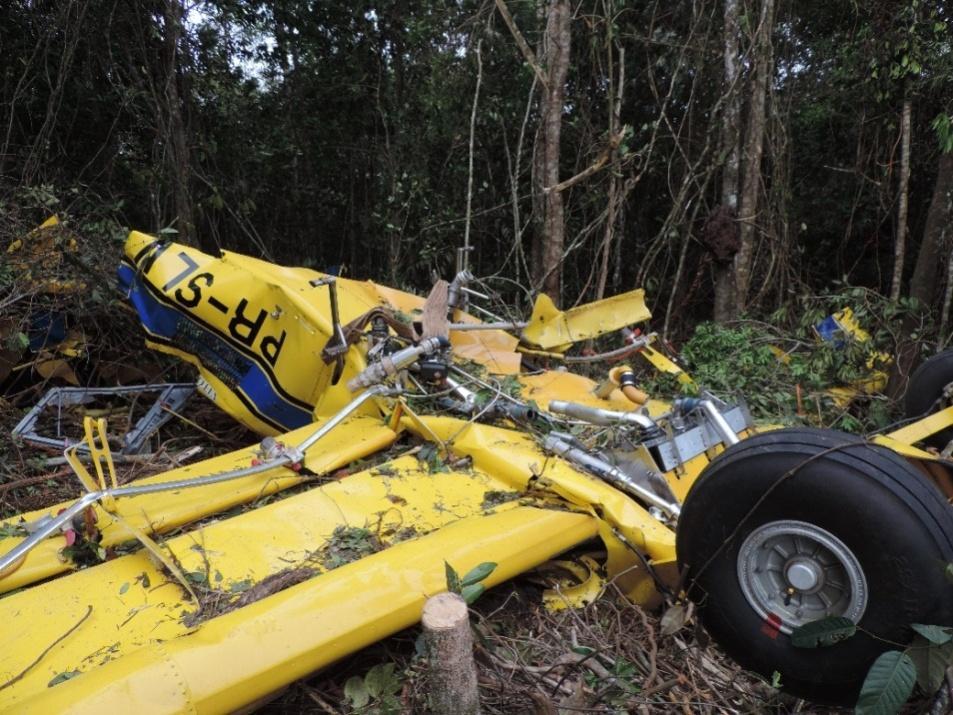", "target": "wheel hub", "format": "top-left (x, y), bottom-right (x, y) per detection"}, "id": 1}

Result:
top-left (785, 559), bottom-right (822, 592)
top-left (737, 520), bottom-right (868, 633)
